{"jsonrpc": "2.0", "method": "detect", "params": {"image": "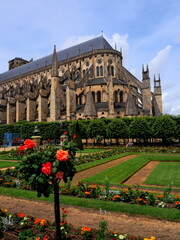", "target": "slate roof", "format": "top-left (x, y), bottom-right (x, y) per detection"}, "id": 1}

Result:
top-left (78, 77), bottom-right (126, 87)
top-left (0, 36), bottom-right (113, 83)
